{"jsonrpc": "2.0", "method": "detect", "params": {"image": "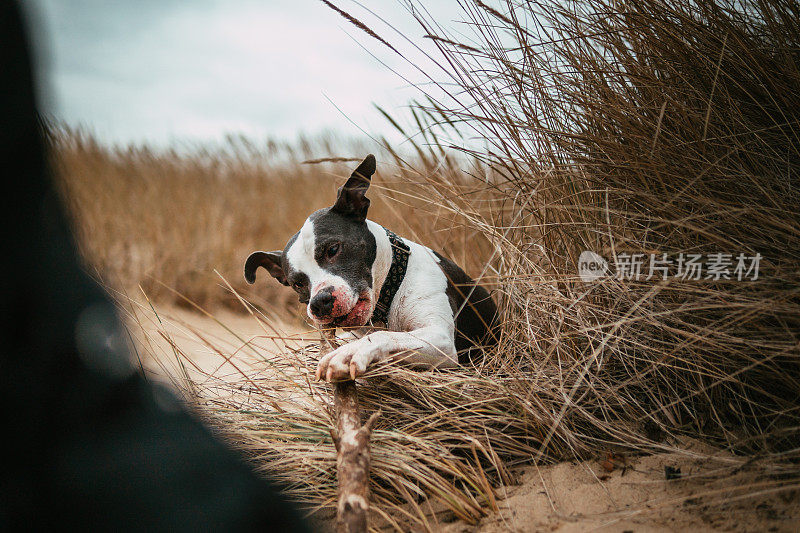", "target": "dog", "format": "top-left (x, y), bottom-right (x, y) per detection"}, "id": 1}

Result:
top-left (244, 155), bottom-right (498, 382)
